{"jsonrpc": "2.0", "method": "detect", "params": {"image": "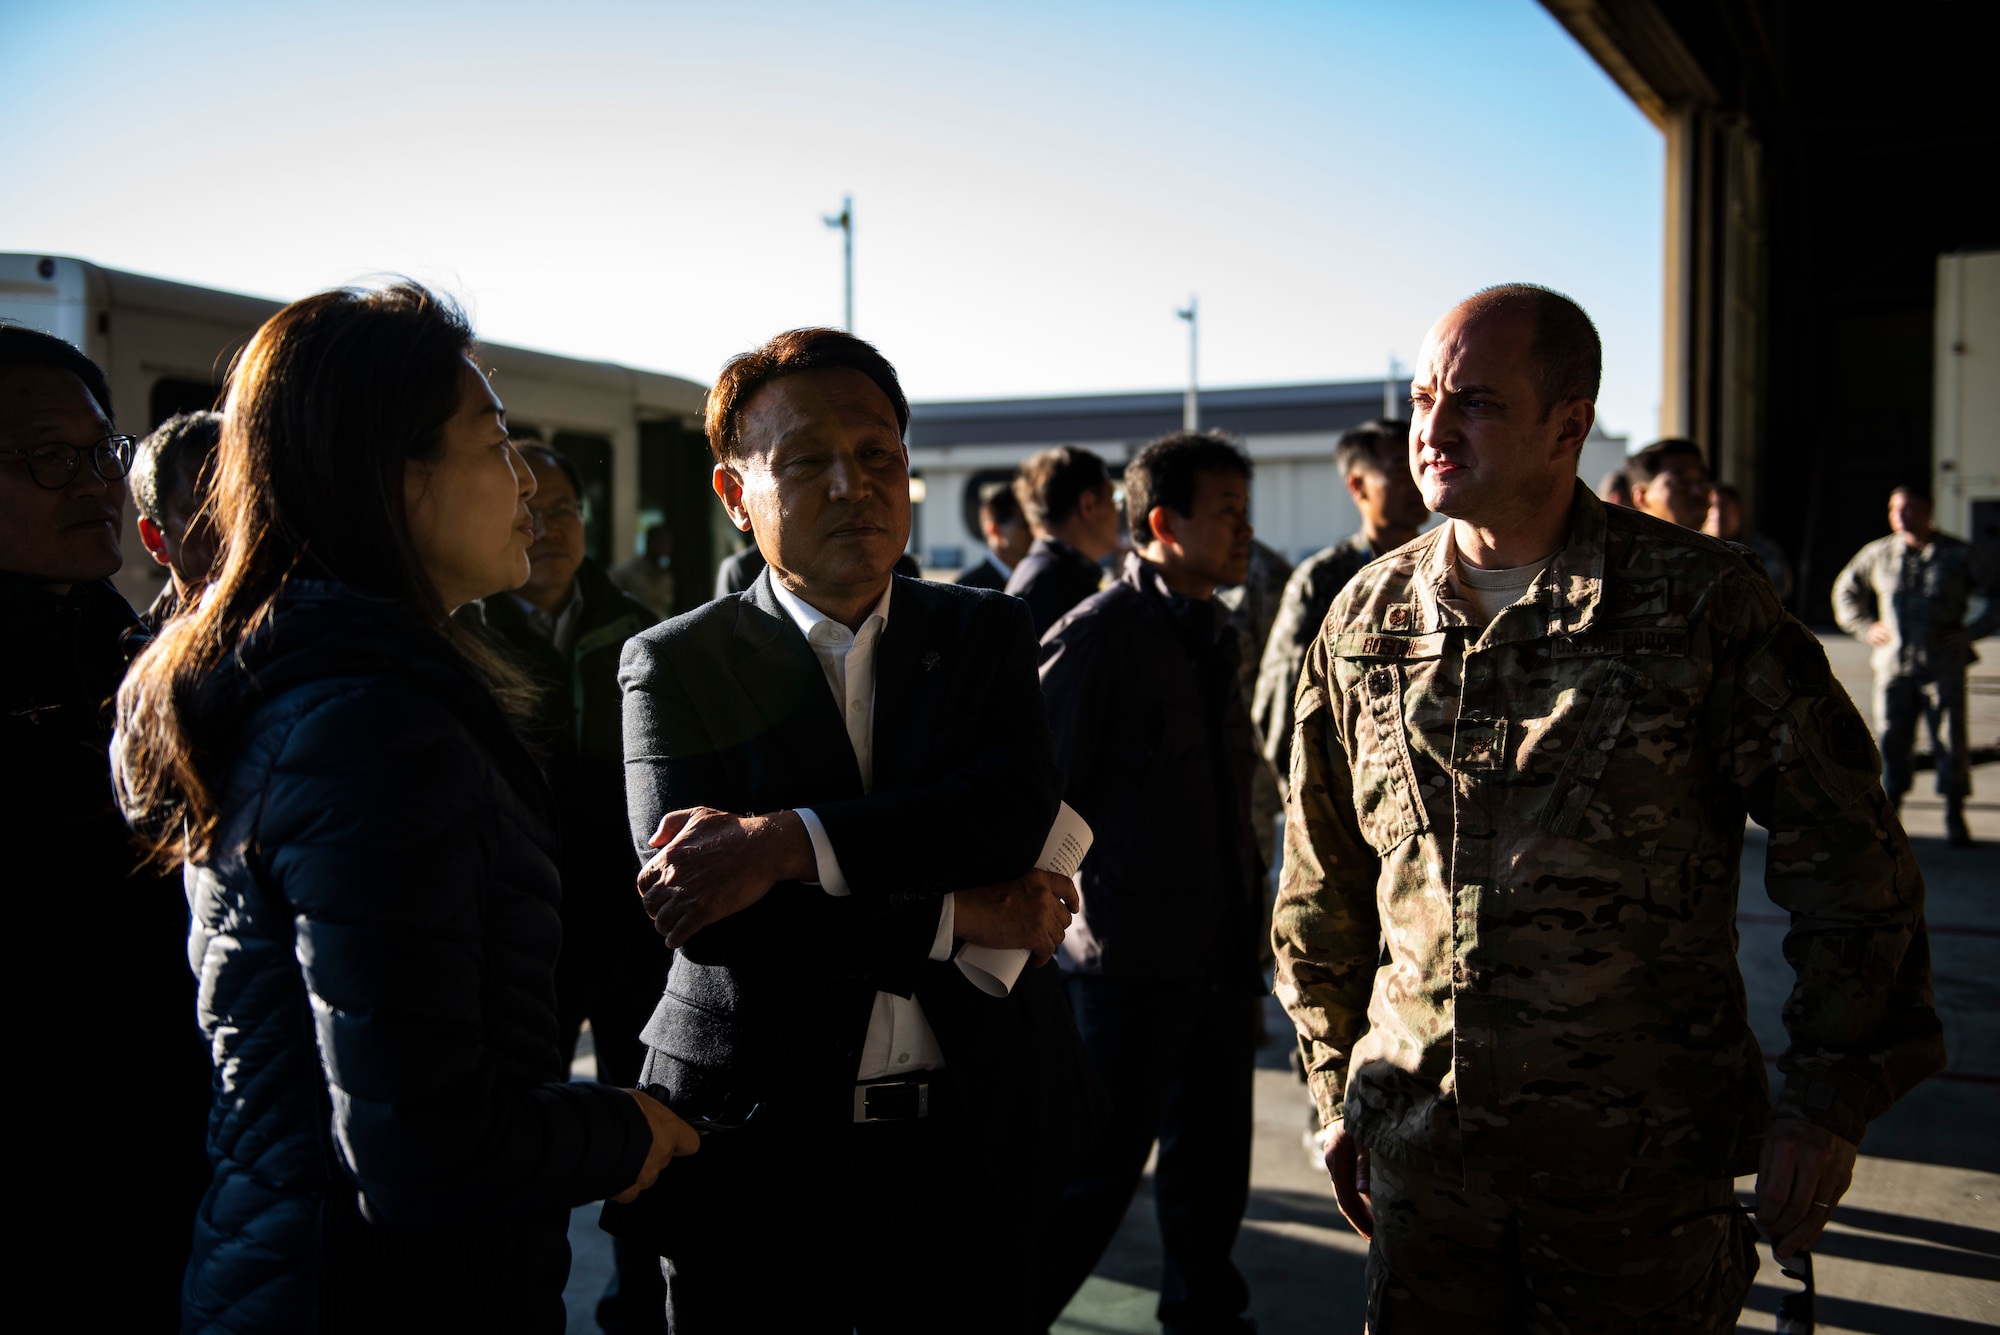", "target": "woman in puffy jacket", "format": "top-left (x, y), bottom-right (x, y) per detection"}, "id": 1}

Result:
top-left (115, 282), bottom-right (697, 1333)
